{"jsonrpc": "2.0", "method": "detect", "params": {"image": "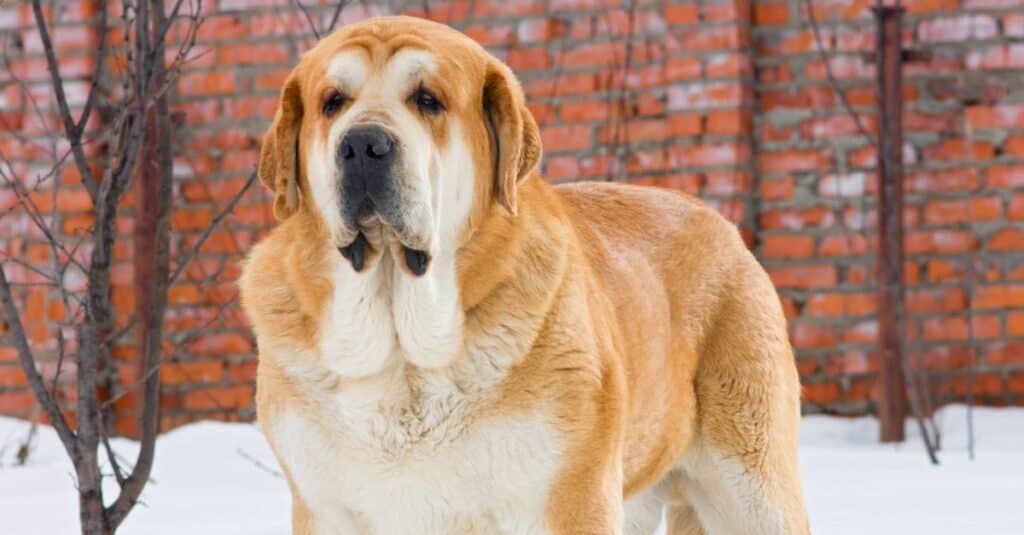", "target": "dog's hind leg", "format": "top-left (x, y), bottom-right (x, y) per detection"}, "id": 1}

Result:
top-left (679, 267), bottom-right (811, 534)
